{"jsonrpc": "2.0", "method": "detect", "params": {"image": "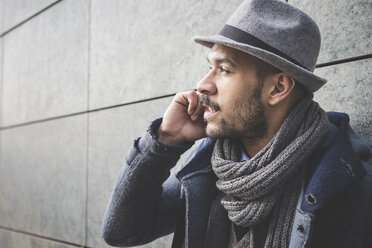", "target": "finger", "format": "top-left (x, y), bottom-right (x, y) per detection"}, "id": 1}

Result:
top-left (191, 94), bottom-right (205, 121)
top-left (186, 91), bottom-right (198, 116)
